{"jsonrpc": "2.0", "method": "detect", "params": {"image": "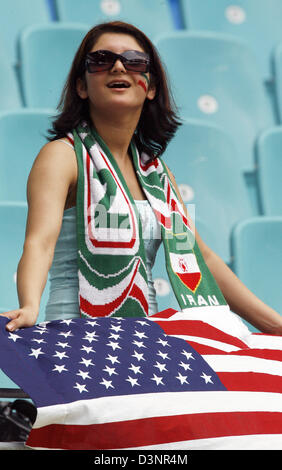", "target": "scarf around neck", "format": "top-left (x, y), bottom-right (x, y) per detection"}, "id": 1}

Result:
top-left (70, 121), bottom-right (227, 318)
